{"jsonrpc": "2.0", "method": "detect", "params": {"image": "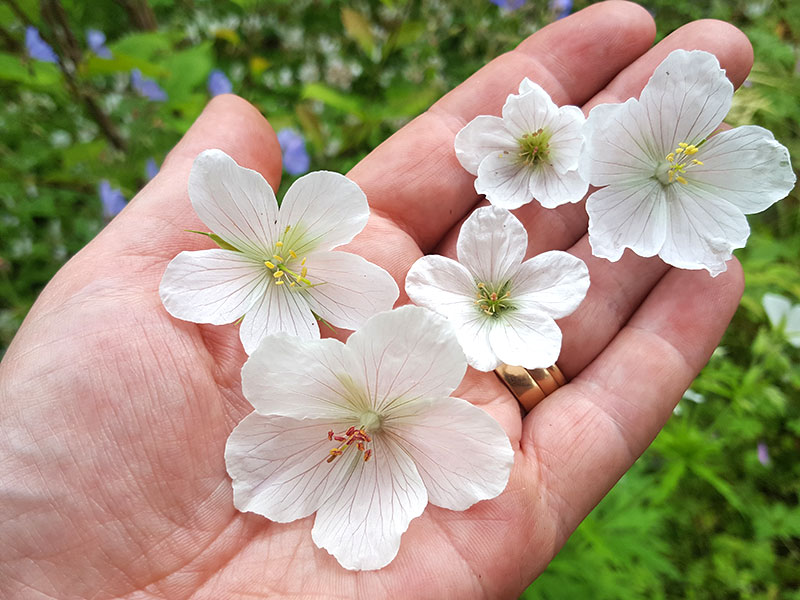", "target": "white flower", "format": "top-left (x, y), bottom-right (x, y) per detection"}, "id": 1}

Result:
top-left (405, 205), bottom-right (590, 371)
top-left (224, 305), bottom-right (514, 570)
top-left (454, 78), bottom-right (589, 210)
top-left (159, 149), bottom-right (398, 354)
top-left (762, 292), bottom-right (800, 347)
top-left (580, 49), bottom-right (796, 277)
